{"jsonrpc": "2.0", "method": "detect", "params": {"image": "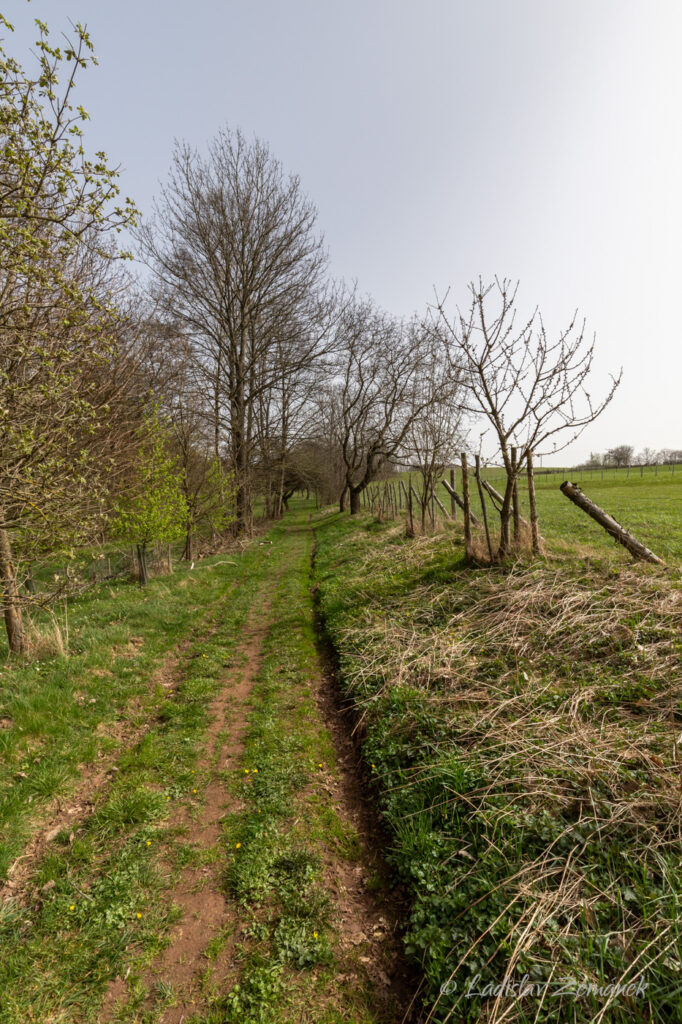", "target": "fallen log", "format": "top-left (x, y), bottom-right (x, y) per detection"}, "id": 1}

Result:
top-left (559, 481), bottom-right (665, 566)
top-left (442, 479), bottom-right (480, 526)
